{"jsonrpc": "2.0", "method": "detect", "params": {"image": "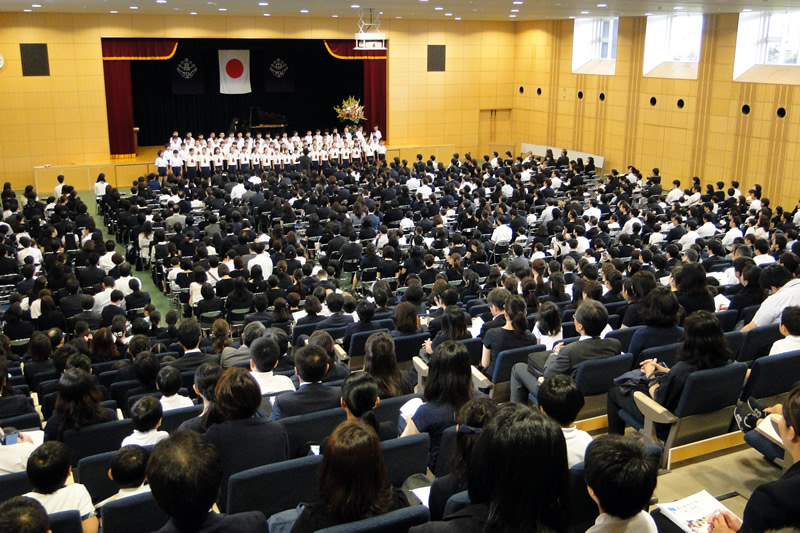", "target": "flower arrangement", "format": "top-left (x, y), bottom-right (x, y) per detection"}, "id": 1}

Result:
top-left (334, 96), bottom-right (366, 126)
